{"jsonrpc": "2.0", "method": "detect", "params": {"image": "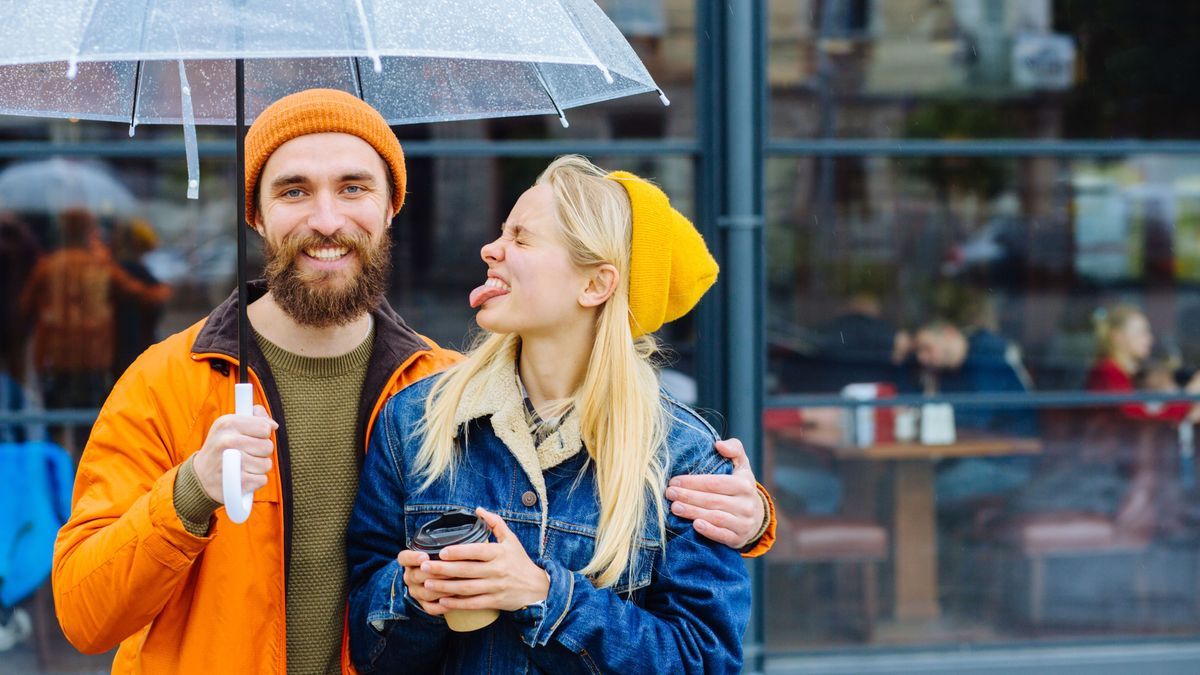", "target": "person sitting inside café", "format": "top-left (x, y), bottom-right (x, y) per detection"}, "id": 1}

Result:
top-left (1007, 304), bottom-right (1200, 521)
top-left (1085, 304), bottom-right (1200, 421)
top-left (908, 317), bottom-right (1039, 505)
